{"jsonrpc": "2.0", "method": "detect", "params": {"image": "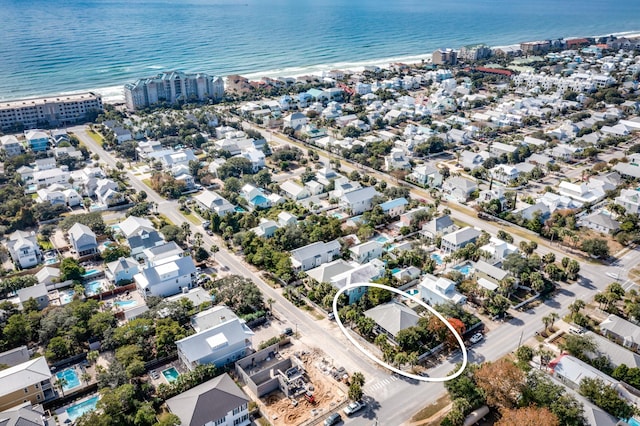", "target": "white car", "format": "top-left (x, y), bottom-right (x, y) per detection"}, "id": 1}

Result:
top-left (343, 401), bottom-right (365, 416)
top-left (469, 333), bottom-right (484, 344)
